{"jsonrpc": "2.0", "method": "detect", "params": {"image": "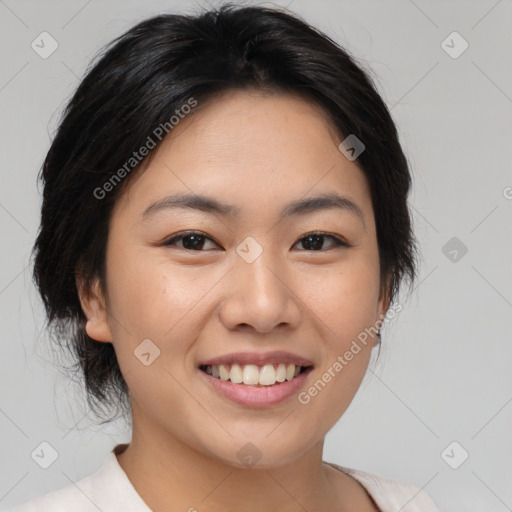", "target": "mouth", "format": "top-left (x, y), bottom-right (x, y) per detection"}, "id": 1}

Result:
top-left (197, 351), bottom-right (315, 406)
top-left (199, 363), bottom-right (314, 387)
